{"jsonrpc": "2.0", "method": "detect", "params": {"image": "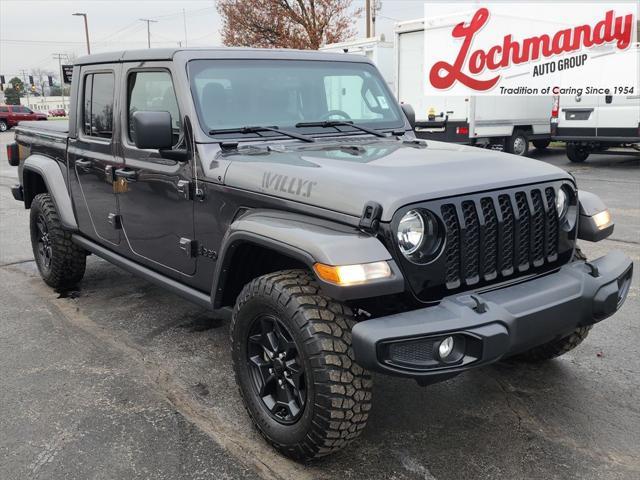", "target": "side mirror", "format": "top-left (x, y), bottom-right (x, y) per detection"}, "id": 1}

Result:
top-left (401, 103), bottom-right (416, 131)
top-left (132, 111), bottom-right (173, 150)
